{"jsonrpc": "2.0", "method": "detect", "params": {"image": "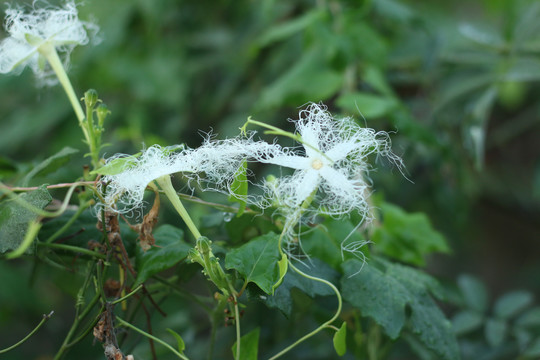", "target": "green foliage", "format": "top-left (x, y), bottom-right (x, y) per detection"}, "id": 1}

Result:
top-left (342, 259), bottom-right (459, 360)
top-left (135, 225), bottom-right (190, 285)
top-left (91, 154), bottom-right (139, 176)
top-left (0, 187), bottom-right (51, 255)
top-left (1, 0), bottom-right (538, 359)
top-left (333, 322), bottom-right (347, 356)
top-left (260, 258), bottom-right (337, 316)
top-left (225, 232), bottom-right (282, 295)
top-left (372, 202), bottom-right (450, 266)
top-left (228, 160), bottom-right (248, 216)
top-left (232, 328), bottom-right (260, 360)
top-left (166, 328), bottom-right (186, 355)
top-left (21, 147), bottom-right (79, 186)
top-left (451, 274), bottom-right (540, 359)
